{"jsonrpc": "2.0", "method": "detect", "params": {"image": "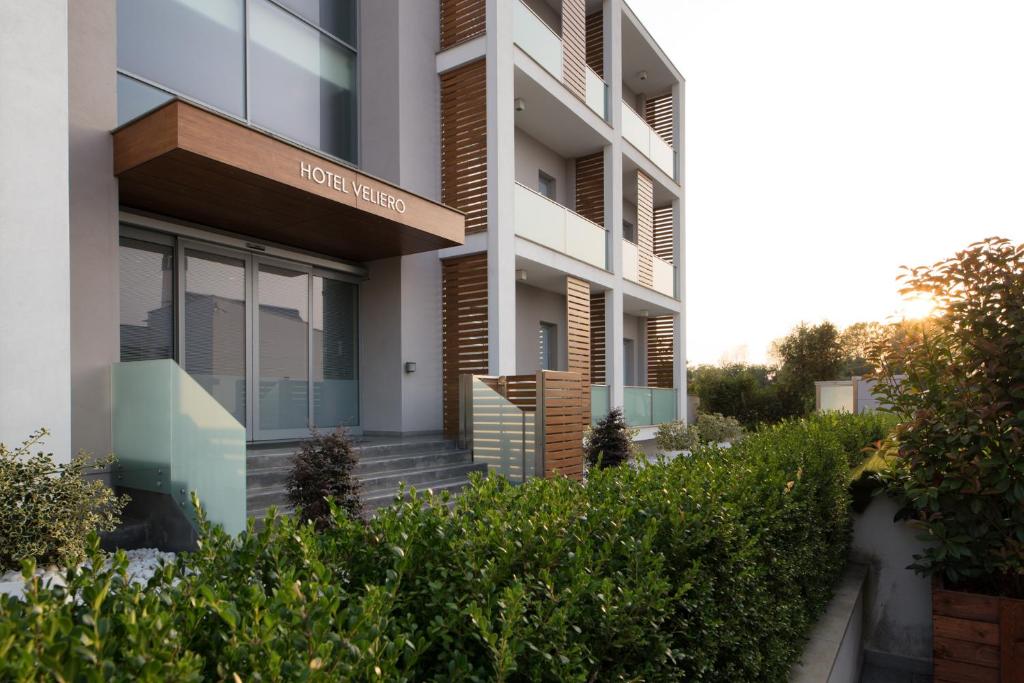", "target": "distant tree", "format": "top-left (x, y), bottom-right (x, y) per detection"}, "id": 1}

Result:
top-left (771, 322), bottom-right (844, 413)
top-left (689, 363), bottom-right (799, 428)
